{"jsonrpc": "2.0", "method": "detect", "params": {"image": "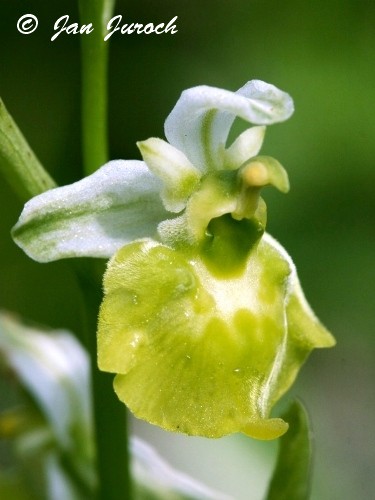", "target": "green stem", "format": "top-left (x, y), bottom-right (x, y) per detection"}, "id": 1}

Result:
top-left (79, 2), bottom-right (132, 498)
top-left (0, 98), bottom-right (56, 202)
top-left (75, 260), bottom-right (132, 500)
top-left (79, 0), bottom-right (115, 175)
